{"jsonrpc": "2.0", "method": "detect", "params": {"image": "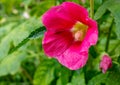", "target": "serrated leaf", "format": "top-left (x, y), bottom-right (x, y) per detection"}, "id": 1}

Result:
top-left (33, 59), bottom-right (55, 85)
